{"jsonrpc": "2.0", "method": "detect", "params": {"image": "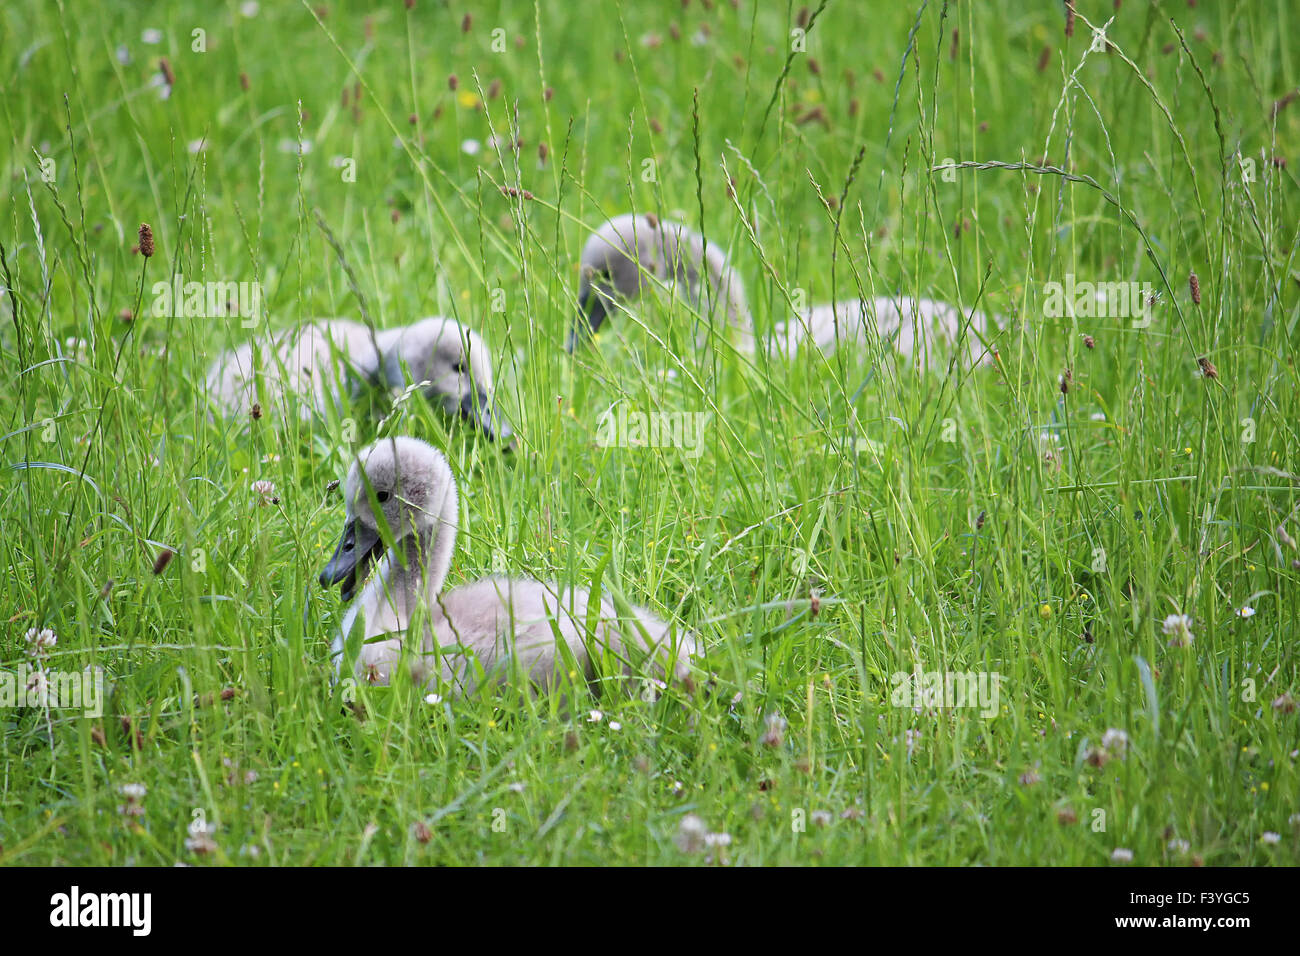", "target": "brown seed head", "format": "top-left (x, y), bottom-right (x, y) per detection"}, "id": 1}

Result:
top-left (152, 548), bottom-right (174, 575)
top-left (138, 223), bottom-right (155, 258)
top-left (1189, 272), bottom-right (1201, 304)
